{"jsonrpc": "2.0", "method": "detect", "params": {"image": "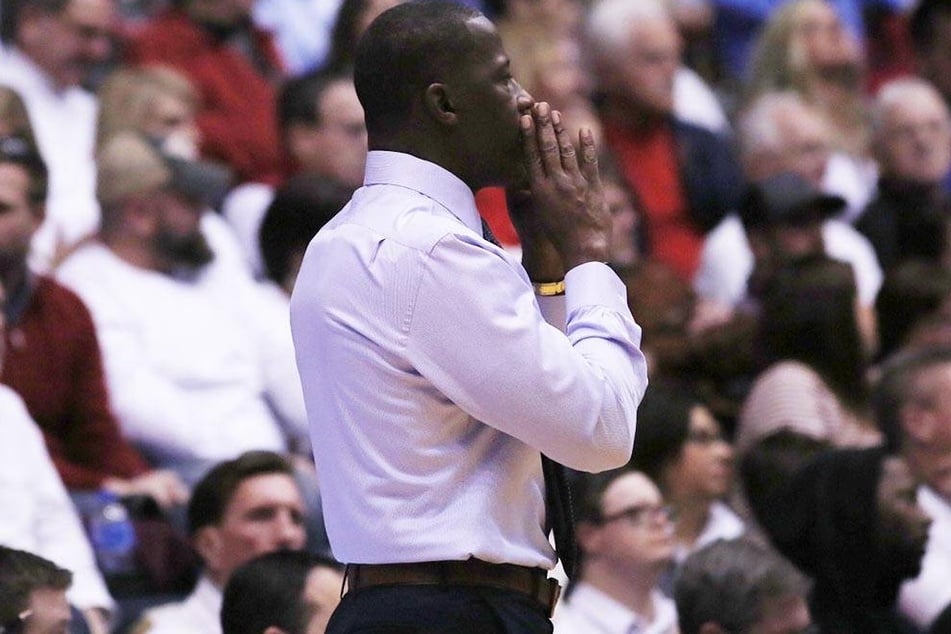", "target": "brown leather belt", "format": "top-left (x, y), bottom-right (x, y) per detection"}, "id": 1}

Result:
top-left (343, 559), bottom-right (562, 617)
